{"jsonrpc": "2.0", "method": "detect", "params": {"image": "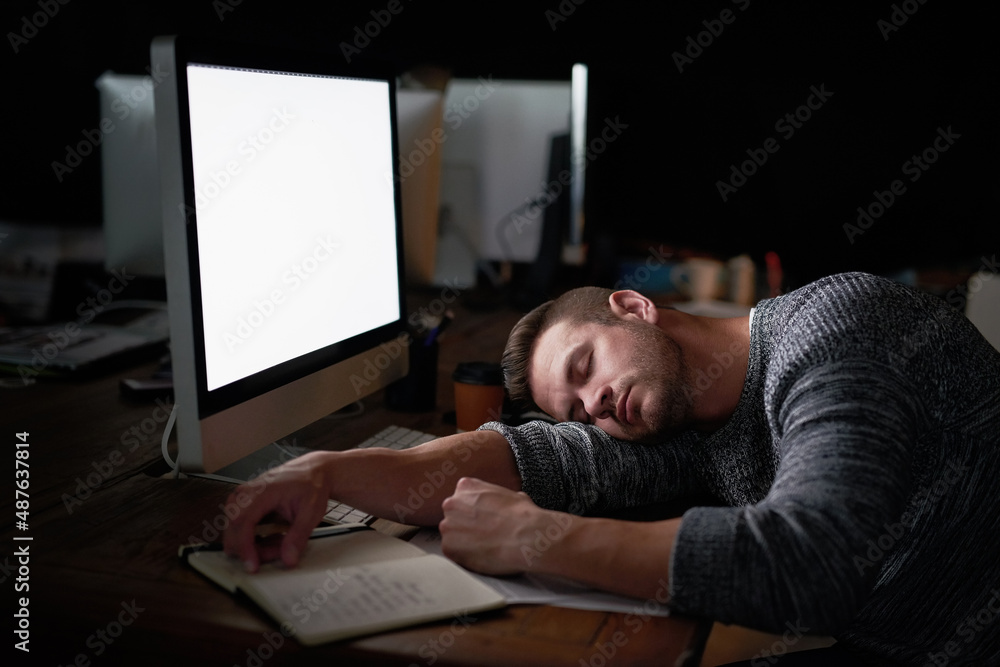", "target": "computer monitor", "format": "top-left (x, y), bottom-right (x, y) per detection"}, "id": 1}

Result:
top-left (151, 36), bottom-right (408, 473)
